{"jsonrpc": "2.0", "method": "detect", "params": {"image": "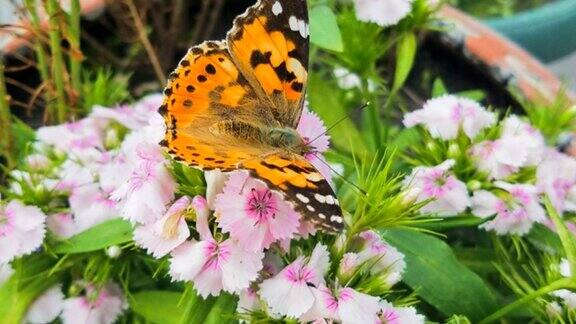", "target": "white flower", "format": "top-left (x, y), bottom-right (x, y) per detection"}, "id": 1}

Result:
top-left (378, 300), bottom-right (426, 323)
top-left (259, 244), bottom-right (330, 318)
top-left (25, 285), bottom-right (65, 324)
top-left (471, 182), bottom-right (546, 235)
top-left (311, 285), bottom-right (381, 324)
top-left (204, 170), bottom-right (228, 209)
top-left (403, 95), bottom-right (495, 140)
top-left (403, 159), bottom-right (470, 216)
top-left (500, 115), bottom-right (544, 167)
top-left (134, 196), bottom-right (191, 258)
top-left (46, 213), bottom-right (79, 239)
top-left (536, 149), bottom-right (576, 214)
top-left (0, 200), bottom-right (46, 263)
top-left (552, 289), bottom-right (576, 309)
top-left (354, 0), bottom-right (413, 27)
top-left (69, 183), bottom-right (119, 232)
top-left (559, 258), bottom-right (571, 278)
top-left (61, 283), bottom-right (126, 324)
top-left (357, 231), bottom-right (406, 286)
top-left (169, 197), bottom-right (263, 298)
